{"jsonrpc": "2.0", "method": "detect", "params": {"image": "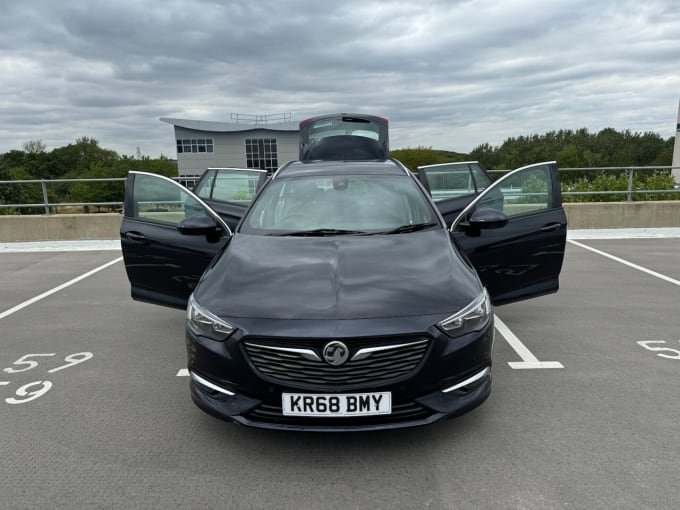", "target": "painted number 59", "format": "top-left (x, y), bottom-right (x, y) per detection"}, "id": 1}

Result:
top-left (637, 340), bottom-right (680, 360)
